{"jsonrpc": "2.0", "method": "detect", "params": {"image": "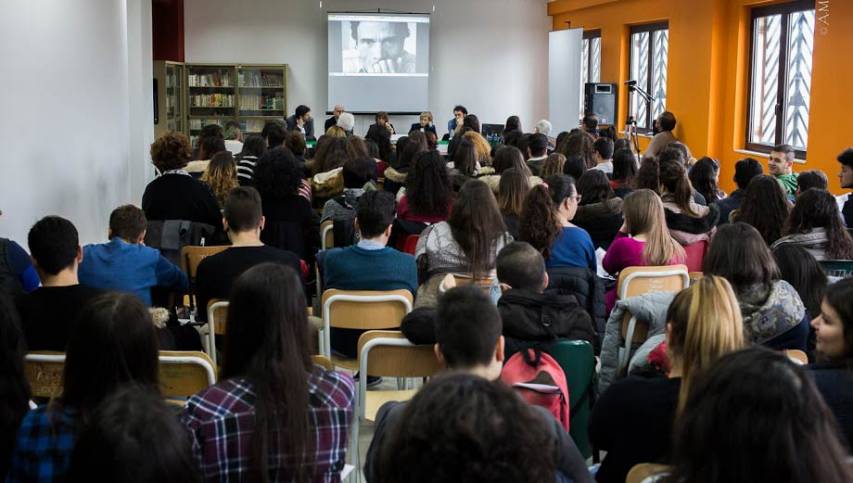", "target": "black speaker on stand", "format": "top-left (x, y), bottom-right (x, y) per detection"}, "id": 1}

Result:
top-left (584, 83), bottom-right (617, 125)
